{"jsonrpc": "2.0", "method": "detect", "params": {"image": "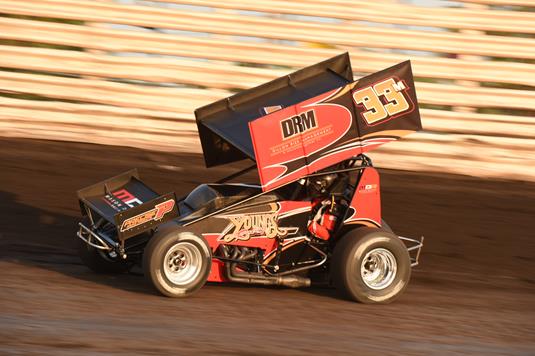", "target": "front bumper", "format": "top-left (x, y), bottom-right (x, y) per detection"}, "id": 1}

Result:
top-left (399, 235), bottom-right (424, 267)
